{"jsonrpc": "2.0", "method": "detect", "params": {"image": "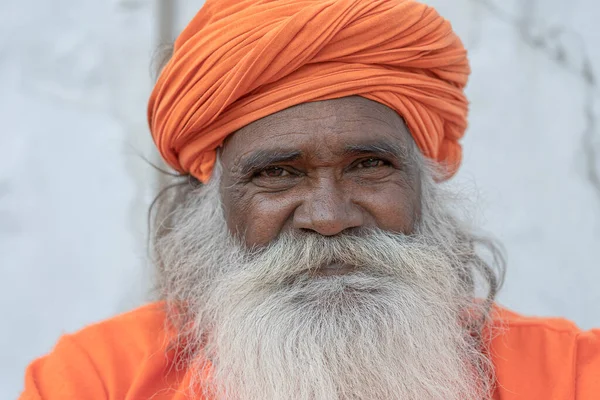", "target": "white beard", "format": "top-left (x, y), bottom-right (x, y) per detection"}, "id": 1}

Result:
top-left (155, 166), bottom-right (495, 400)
